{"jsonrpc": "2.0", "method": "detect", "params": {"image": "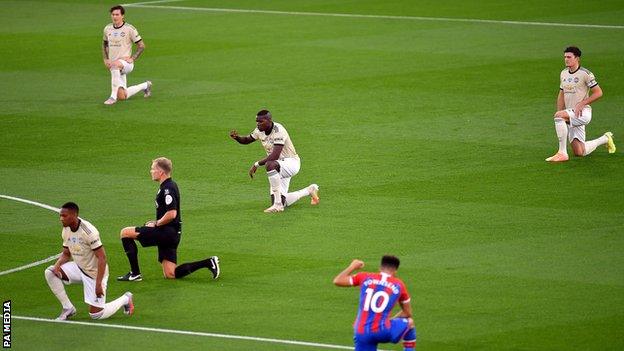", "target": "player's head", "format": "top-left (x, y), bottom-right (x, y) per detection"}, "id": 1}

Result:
top-left (380, 255), bottom-right (400, 273)
top-left (256, 109), bottom-right (273, 132)
top-left (564, 46), bottom-right (581, 68)
top-left (151, 157), bottom-right (173, 181)
top-left (110, 5), bottom-right (125, 24)
top-left (59, 202), bottom-right (79, 227)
